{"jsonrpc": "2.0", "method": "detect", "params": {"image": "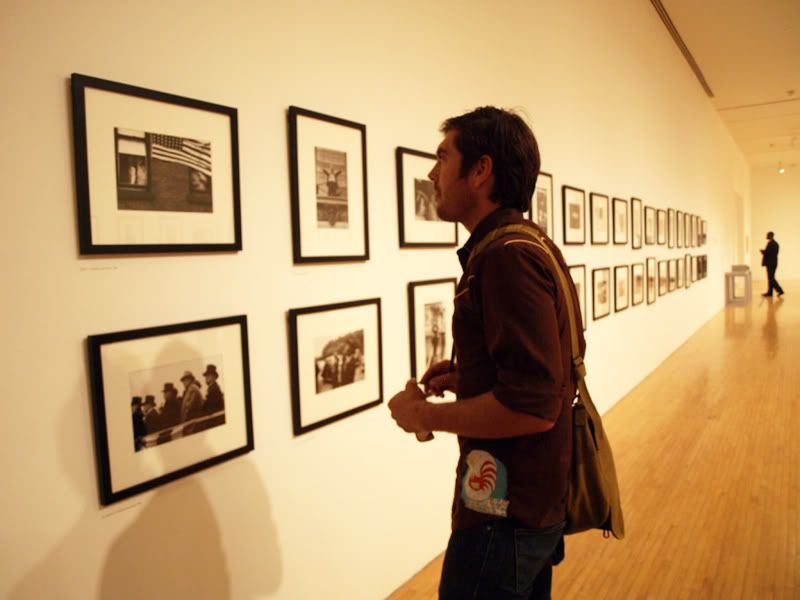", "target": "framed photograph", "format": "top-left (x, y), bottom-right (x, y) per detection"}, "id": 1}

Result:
top-left (684, 213), bottom-right (691, 248)
top-left (694, 216), bottom-right (701, 247)
top-left (631, 197), bottom-right (643, 249)
top-left (700, 255), bottom-right (708, 279)
top-left (701, 220), bottom-right (708, 245)
top-left (71, 74), bottom-right (241, 254)
top-left (646, 257), bottom-right (657, 304)
top-left (288, 298), bottom-right (382, 436)
top-left (87, 315), bottom-right (253, 505)
top-left (529, 171), bottom-right (554, 238)
top-left (612, 198), bottom-right (628, 245)
top-left (692, 256), bottom-right (699, 282)
top-left (590, 193), bottom-right (610, 245)
top-left (677, 210), bottom-right (684, 248)
top-left (568, 264), bottom-right (588, 331)
top-left (685, 254), bottom-right (692, 288)
top-left (592, 267), bottom-right (611, 321)
top-left (614, 265), bottom-right (629, 312)
top-left (657, 209), bottom-right (667, 245)
top-left (677, 256), bottom-right (685, 288)
top-left (668, 208), bottom-right (676, 248)
top-left (644, 205), bottom-right (656, 245)
top-left (631, 263), bottom-right (645, 306)
top-left (658, 260), bottom-right (668, 296)
top-left (288, 106), bottom-right (368, 263)
top-left (407, 279), bottom-right (456, 379)
top-left (396, 147), bottom-right (456, 247)
top-left (668, 259), bottom-right (677, 291)
top-left (562, 185), bottom-right (586, 245)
